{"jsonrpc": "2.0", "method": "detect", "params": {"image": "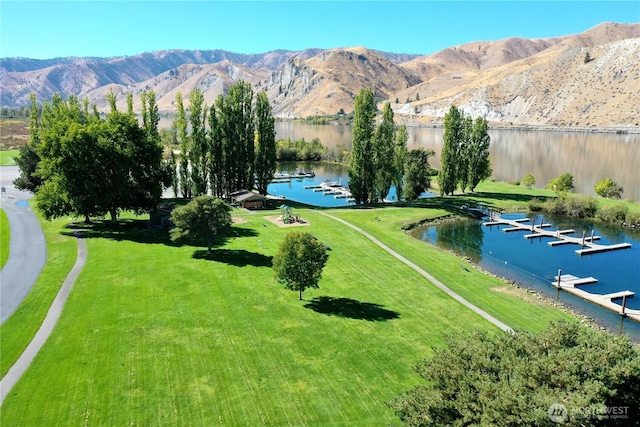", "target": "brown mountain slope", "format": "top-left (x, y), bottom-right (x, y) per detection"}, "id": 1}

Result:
top-left (85, 61), bottom-right (271, 112)
top-left (395, 34), bottom-right (640, 127)
top-left (1, 22), bottom-right (638, 127)
top-left (263, 47), bottom-right (422, 117)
